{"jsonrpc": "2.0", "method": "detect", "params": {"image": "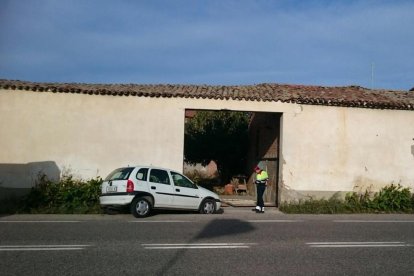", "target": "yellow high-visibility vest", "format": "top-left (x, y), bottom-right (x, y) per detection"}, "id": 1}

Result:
top-left (256, 170), bottom-right (268, 181)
